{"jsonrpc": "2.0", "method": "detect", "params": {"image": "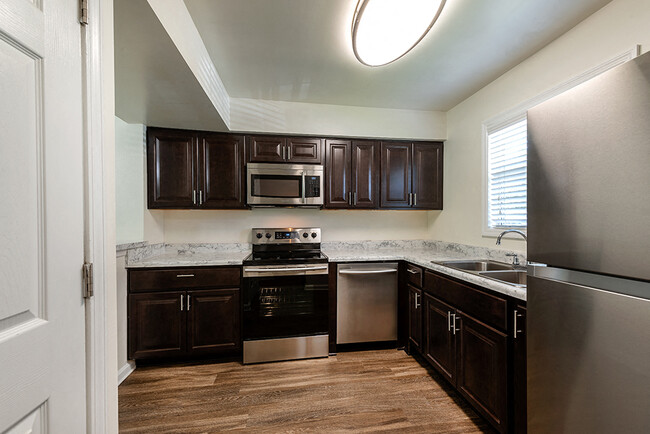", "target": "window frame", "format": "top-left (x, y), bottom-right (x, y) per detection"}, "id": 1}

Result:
top-left (481, 46), bottom-right (639, 239)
